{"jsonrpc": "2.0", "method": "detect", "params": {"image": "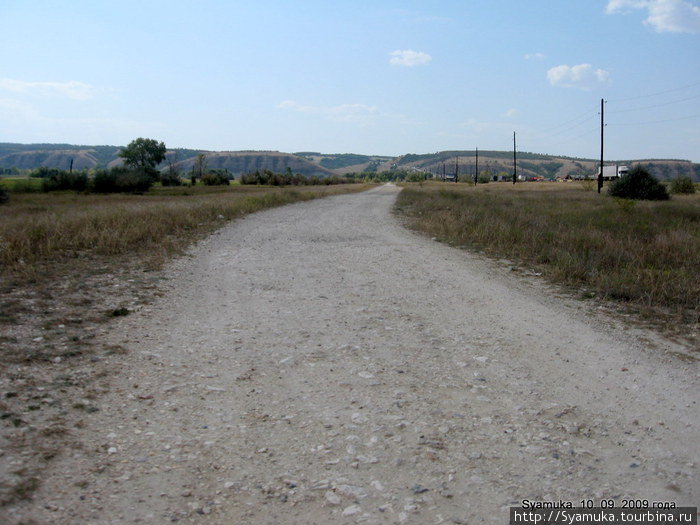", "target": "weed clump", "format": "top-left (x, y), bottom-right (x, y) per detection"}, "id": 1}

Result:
top-left (608, 165), bottom-right (669, 201)
top-left (109, 307), bottom-right (130, 317)
top-left (669, 176), bottom-right (696, 195)
top-left (0, 187), bottom-right (8, 204)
